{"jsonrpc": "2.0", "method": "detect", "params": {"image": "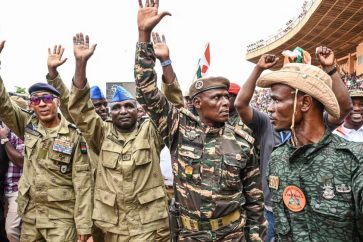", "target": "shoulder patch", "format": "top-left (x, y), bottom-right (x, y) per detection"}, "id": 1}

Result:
top-left (233, 124), bottom-right (255, 145)
top-left (179, 108), bottom-right (199, 122)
